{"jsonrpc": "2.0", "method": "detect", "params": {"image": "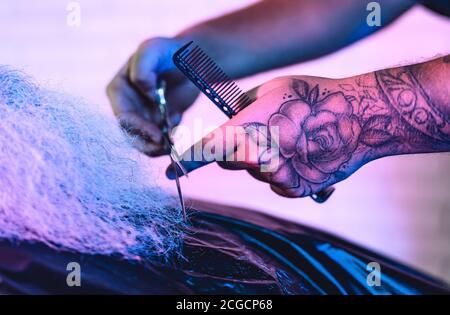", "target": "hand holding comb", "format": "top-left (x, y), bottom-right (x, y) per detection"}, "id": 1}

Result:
top-left (172, 41), bottom-right (335, 203)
